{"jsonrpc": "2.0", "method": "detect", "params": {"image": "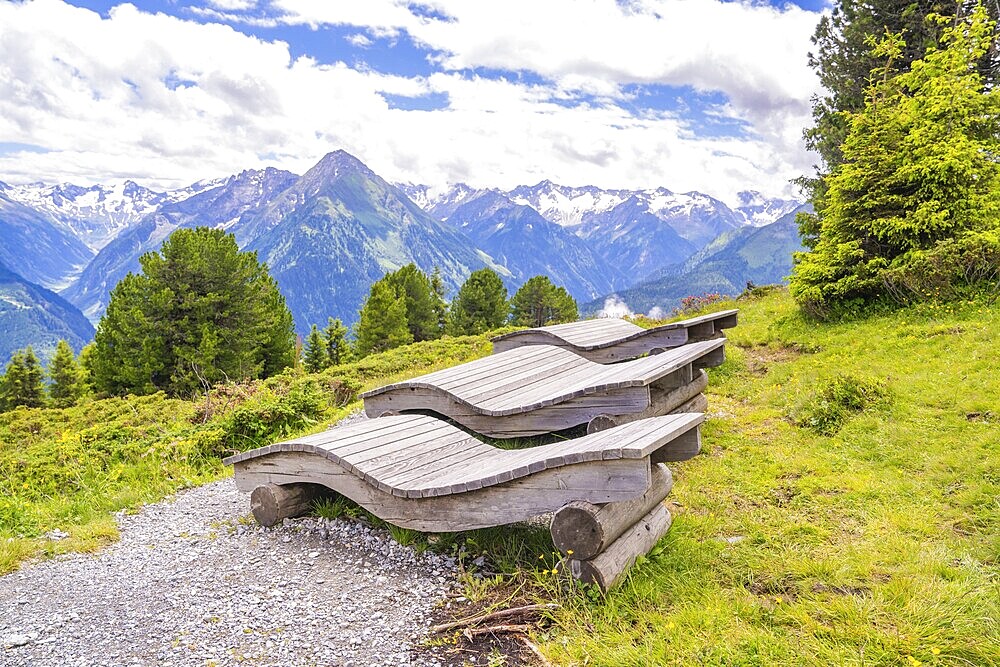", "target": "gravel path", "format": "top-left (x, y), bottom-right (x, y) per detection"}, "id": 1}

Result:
top-left (0, 478), bottom-right (462, 666)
